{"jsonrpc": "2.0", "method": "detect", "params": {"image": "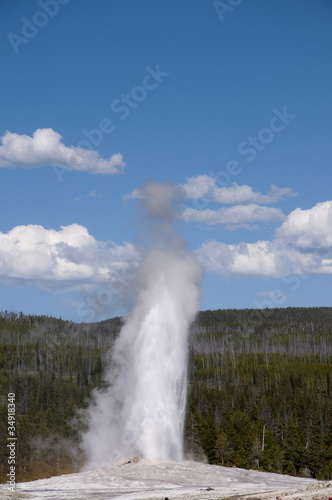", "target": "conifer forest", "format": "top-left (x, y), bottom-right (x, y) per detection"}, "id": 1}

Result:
top-left (0, 307), bottom-right (331, 482)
